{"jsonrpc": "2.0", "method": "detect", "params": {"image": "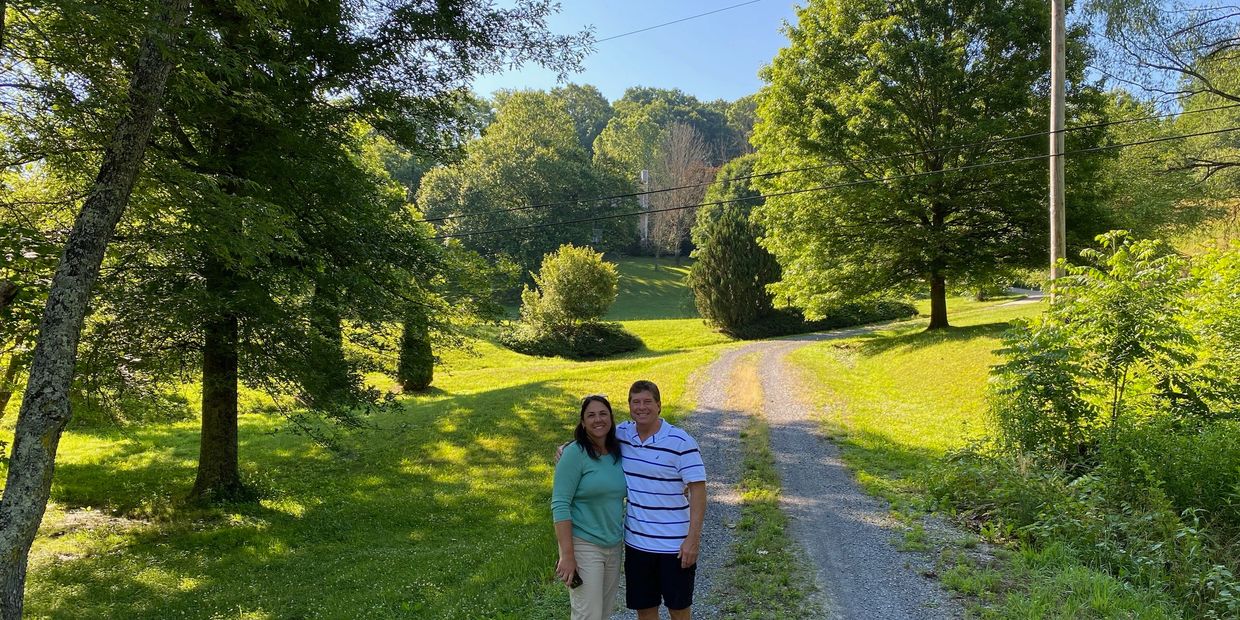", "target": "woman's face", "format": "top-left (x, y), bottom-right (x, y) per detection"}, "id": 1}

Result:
top-left (582, 400), bottom-right (613, 443)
